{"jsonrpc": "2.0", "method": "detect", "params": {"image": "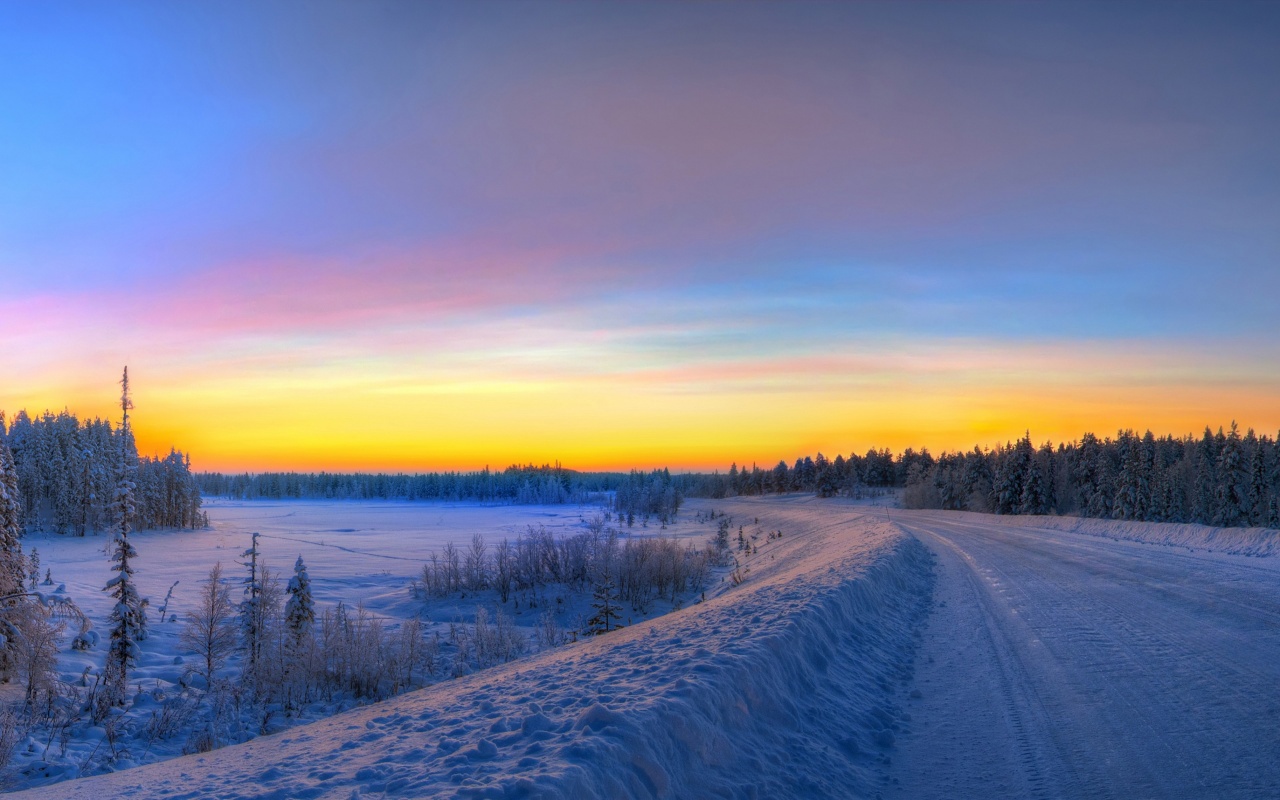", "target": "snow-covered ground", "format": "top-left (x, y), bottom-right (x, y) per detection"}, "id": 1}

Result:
top-left (28, 498), bottom-right (663, 629)
top-left (943, 508), bottom-right (1280, 557)
top-left (6, 499), bottom-right (720, 789)
top-left (890, 511), bottom-right (1280, 799)
top-left (10, 499), bottom-right (1278, 798)
top-left (11, 496), bottom-right (933, 798)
